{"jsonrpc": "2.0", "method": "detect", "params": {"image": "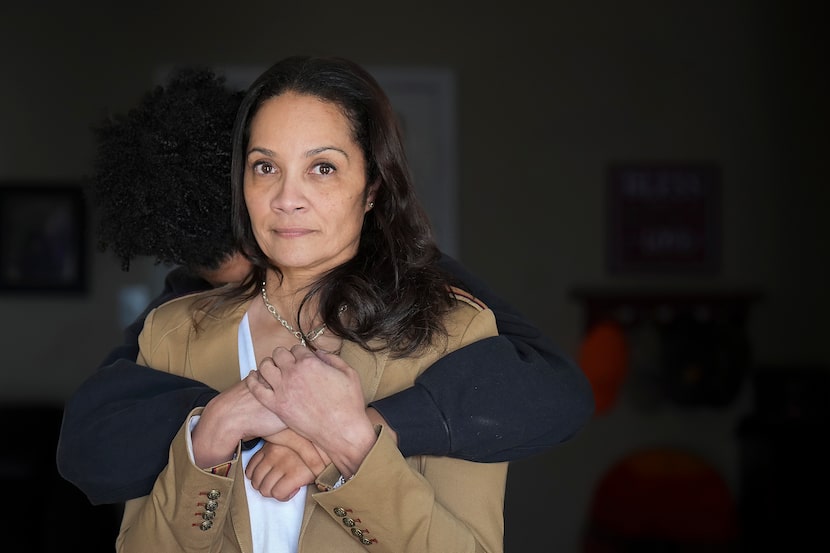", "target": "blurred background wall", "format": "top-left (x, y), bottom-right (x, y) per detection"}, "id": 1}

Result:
top-left (0, 1), bottom-right (826, 551)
